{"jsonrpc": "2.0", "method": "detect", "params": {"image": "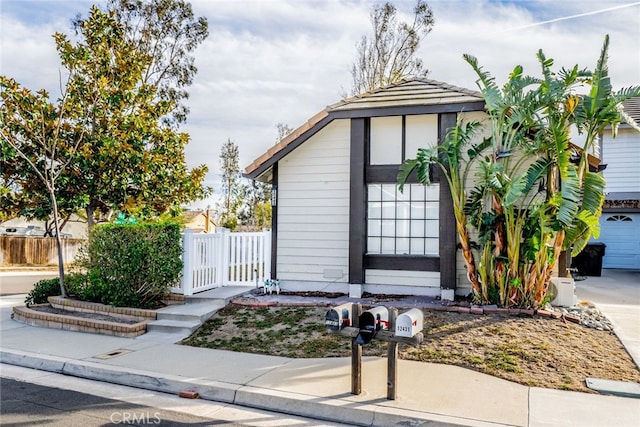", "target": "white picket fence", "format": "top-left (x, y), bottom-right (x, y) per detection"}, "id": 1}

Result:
top-left (173, 229), bottom-right (271, 296)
